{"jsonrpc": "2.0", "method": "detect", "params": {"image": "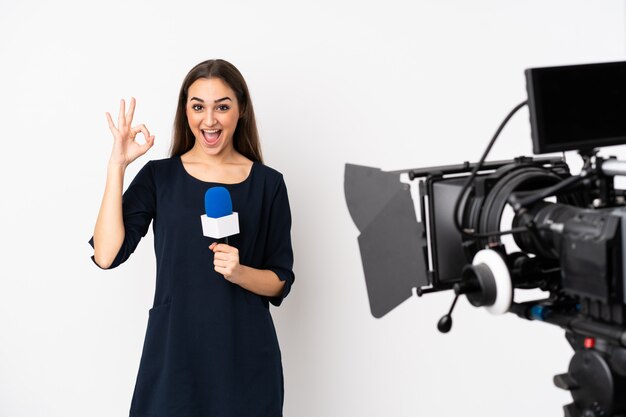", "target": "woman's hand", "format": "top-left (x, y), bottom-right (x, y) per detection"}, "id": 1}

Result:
top-left (210, 242), bottom-right (243, 283)
top-left (209, 243), bottom-right (285, 297)
top-left (106, 98), bottom-right (155, 168)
